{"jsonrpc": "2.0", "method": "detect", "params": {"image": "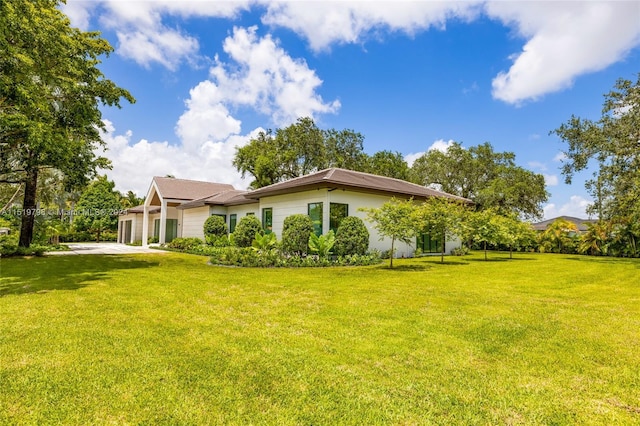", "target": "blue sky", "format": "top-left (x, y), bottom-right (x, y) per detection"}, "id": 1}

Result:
top-left (62, 1), bottom-right (640, 220)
